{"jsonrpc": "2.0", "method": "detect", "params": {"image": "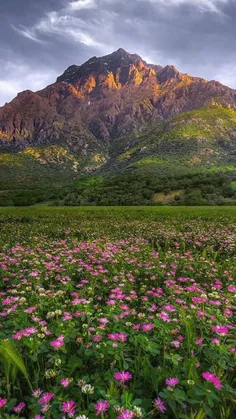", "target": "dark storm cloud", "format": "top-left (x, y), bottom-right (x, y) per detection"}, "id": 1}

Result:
top-left (0, 0), bottom-right (236, 105)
